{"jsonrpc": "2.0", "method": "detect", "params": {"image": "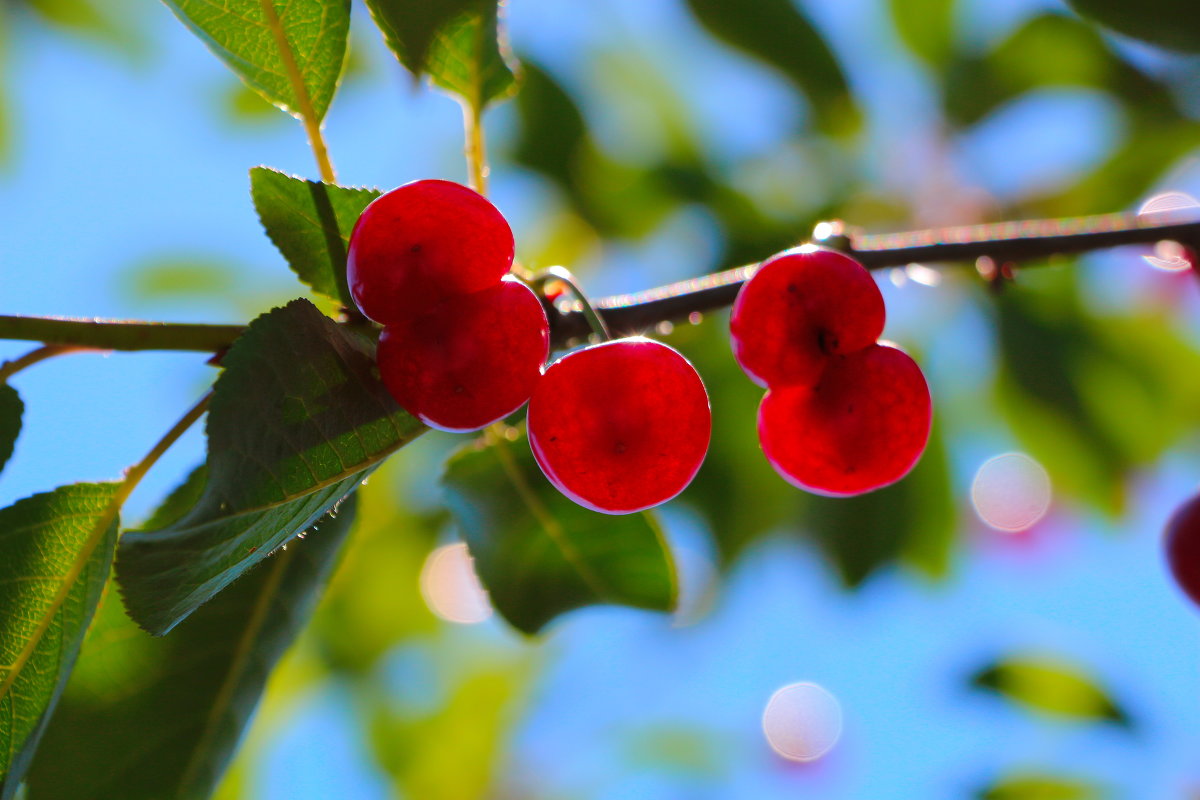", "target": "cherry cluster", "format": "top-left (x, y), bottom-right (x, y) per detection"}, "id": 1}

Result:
top-left (348, 180), bottom-right (711, 515)
top-left (730, 247), bottom-right (932, 495)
